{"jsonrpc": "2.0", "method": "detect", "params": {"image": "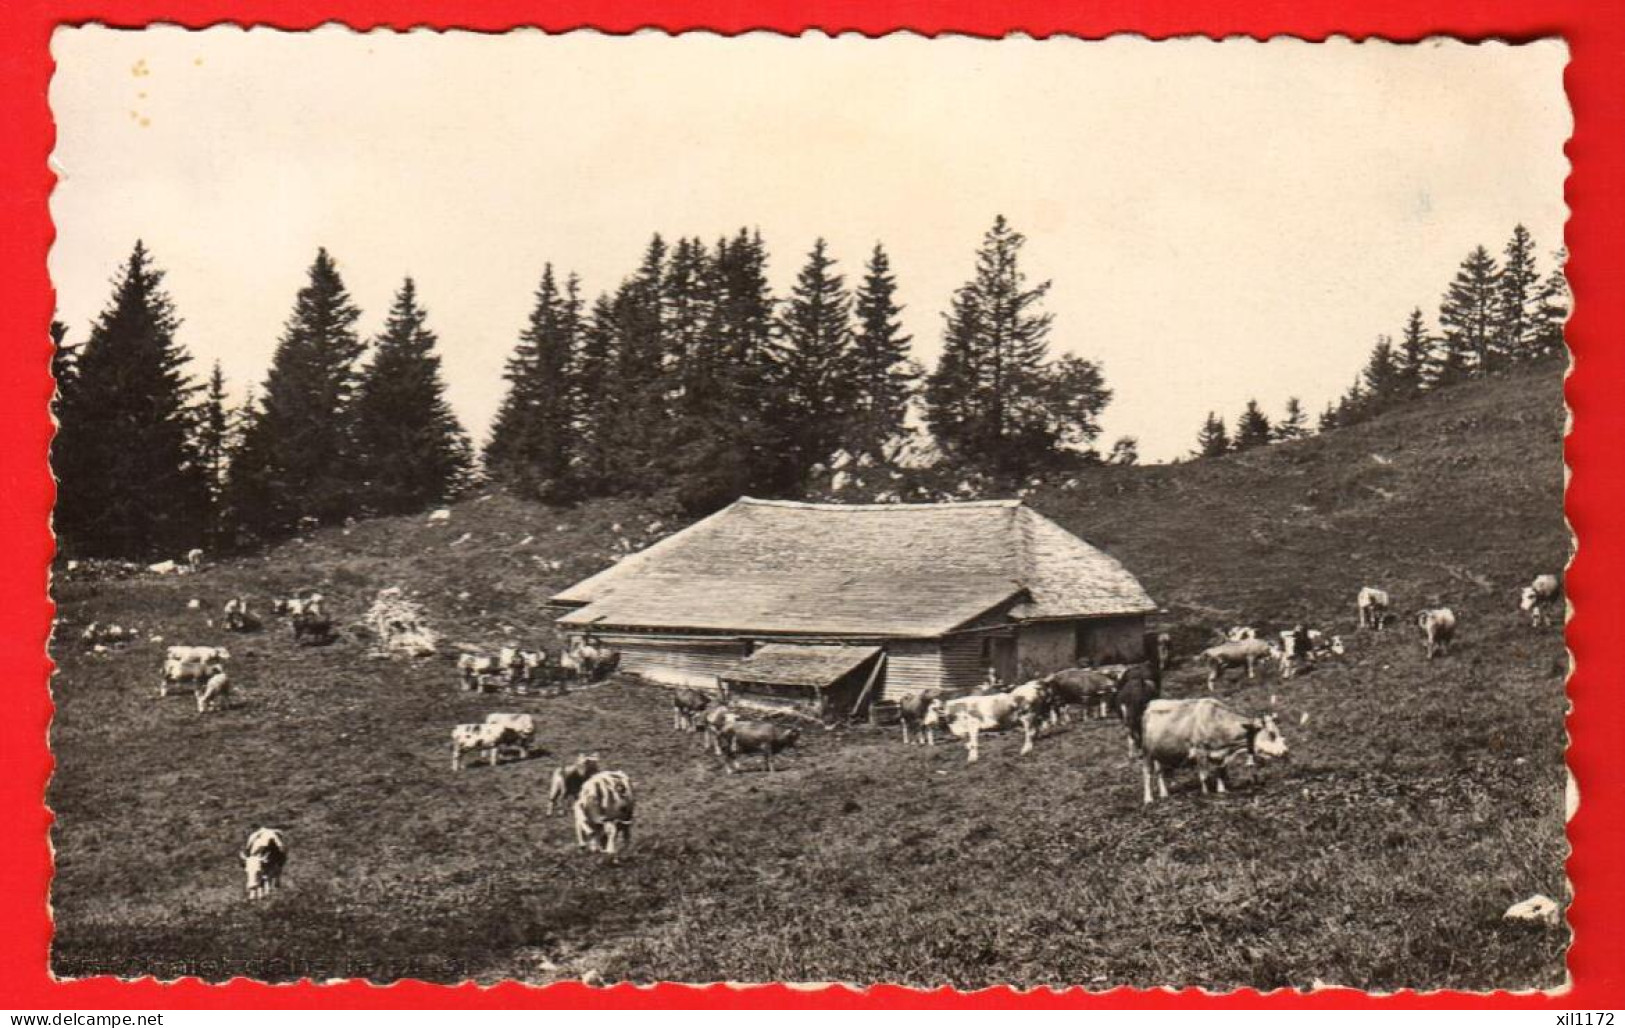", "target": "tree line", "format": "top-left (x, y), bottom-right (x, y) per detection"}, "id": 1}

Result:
top-left (1192, 224), bottom-right (1568, 458)
top-left (52, 217), bottom-right (1114, 559)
